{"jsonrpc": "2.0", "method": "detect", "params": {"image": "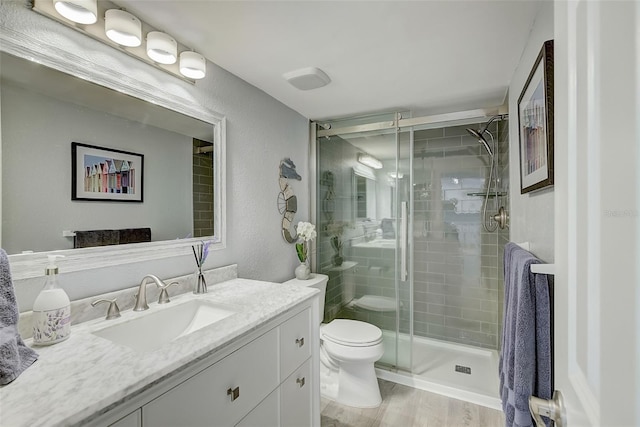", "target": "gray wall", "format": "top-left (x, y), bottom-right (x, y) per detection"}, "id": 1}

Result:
top-left (1, 1), bottom-right (310, 310)
top-left (507, 1), bottom-right (554, 262)
top-left (1, 83), bottom-right (193, 254)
